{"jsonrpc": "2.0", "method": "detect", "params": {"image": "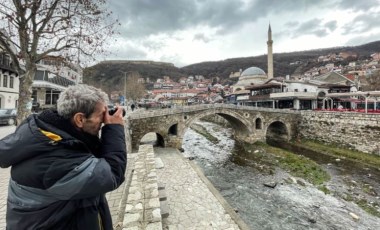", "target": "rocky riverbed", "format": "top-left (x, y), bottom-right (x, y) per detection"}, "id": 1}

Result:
top-left (182, 121), bottom-right (380, 230)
